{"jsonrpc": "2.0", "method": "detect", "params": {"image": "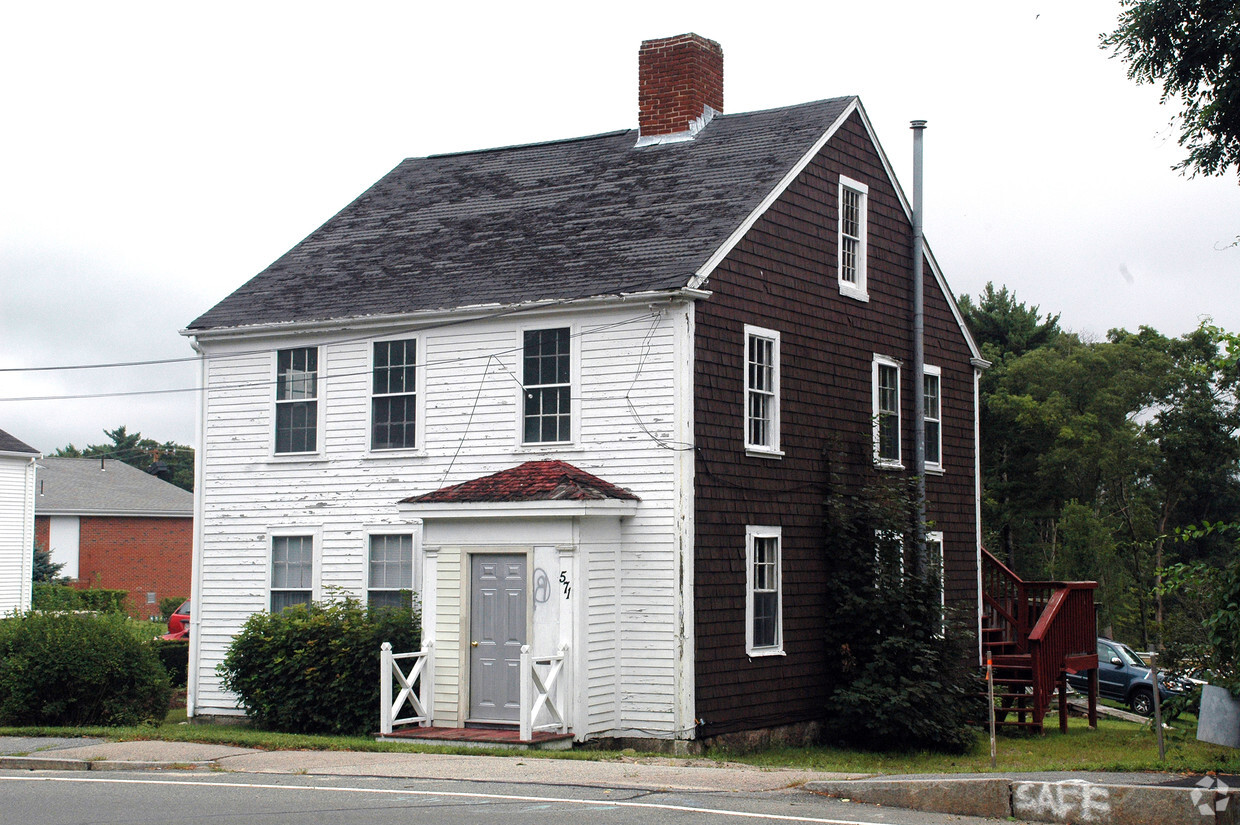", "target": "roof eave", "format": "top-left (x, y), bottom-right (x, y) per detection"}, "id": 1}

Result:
top-left (182, 287), bottom-right (710, 342)
top-left (397, 499), bottom-right (639, 520)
